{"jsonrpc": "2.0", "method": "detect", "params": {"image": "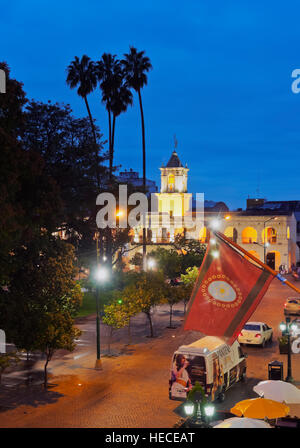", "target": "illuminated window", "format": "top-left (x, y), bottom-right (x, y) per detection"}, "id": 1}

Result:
top-left (262, 227), bottom-right (277, 244)
top-left (287, 226), bottom-right (290, 239)
top-left (224, 226), bottom-right (238, 242)
top-left (242, 227), bottom-right (257, 244)
top-left (168, 174), bottom-right (175, 192)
